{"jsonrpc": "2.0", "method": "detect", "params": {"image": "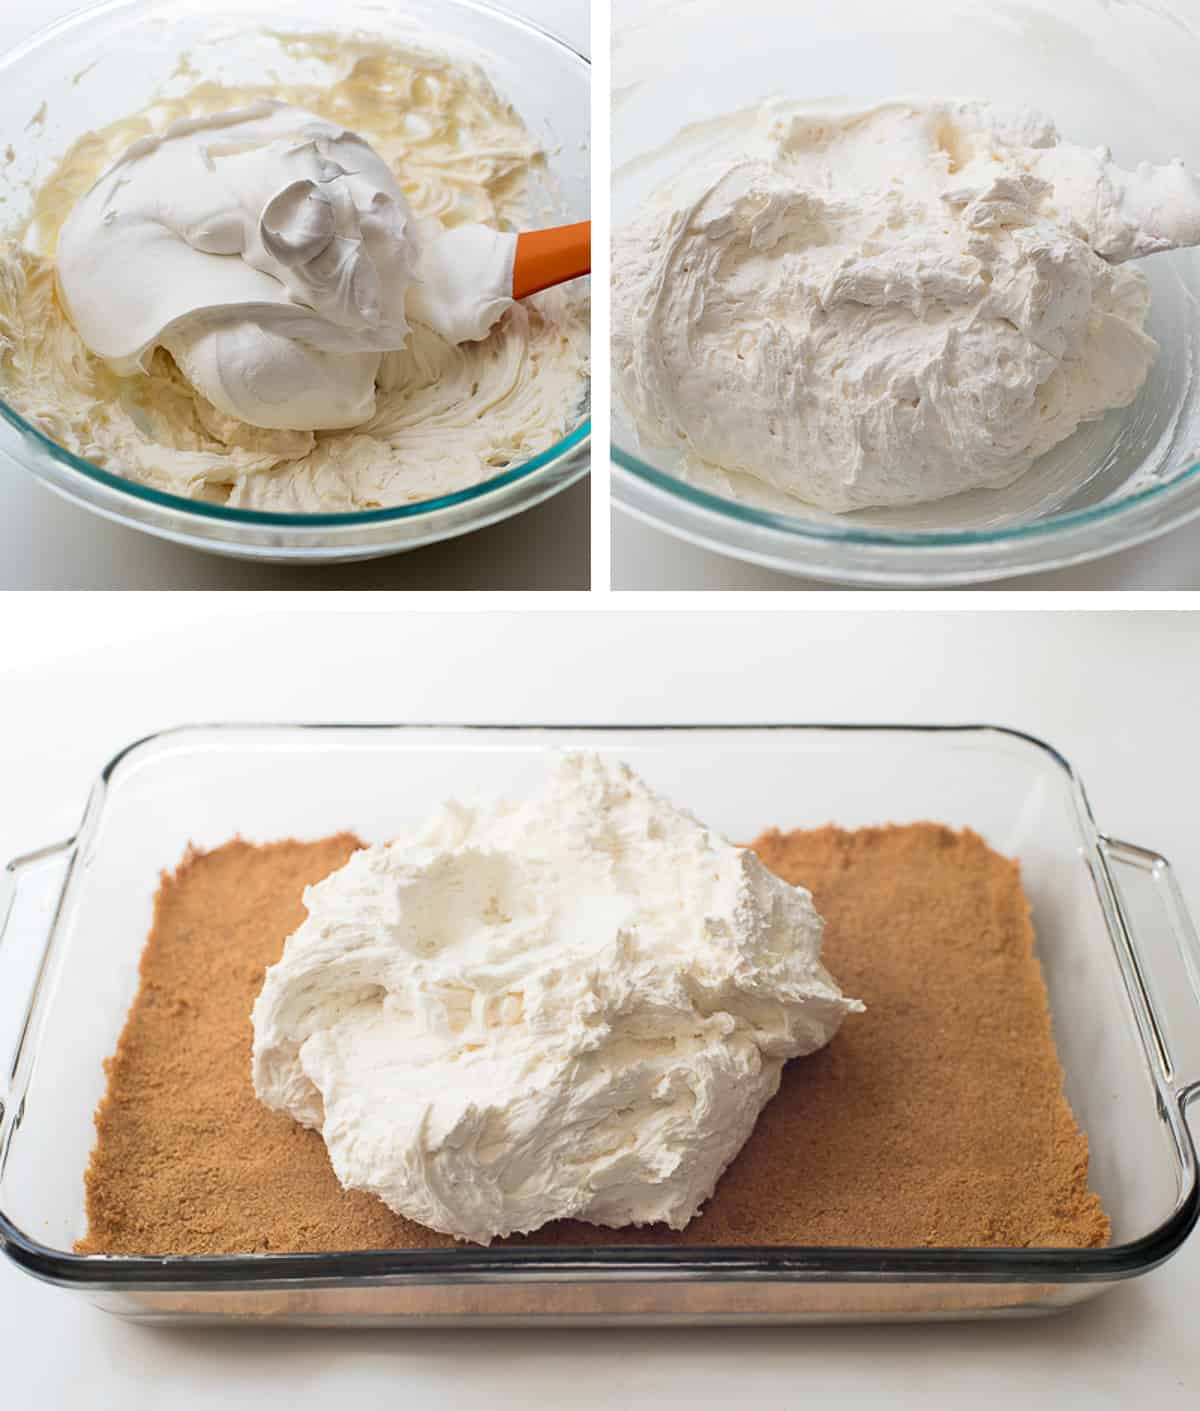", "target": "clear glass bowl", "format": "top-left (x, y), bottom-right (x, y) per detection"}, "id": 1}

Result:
top-left (2, 724), bottom-right (1198, 1325)
top-left (611, 0), bottom-right (1200, 585)
top-left (0, 0), bottom-right (590, 563)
